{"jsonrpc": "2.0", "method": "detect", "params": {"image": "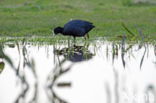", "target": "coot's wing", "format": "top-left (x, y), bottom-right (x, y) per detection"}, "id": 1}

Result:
top-left (74, 20), bottom-right (95, 33)
top-left (63, 20), bottom-right (86, 36)
top-left (63, 20), bottom-right (95, 36)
